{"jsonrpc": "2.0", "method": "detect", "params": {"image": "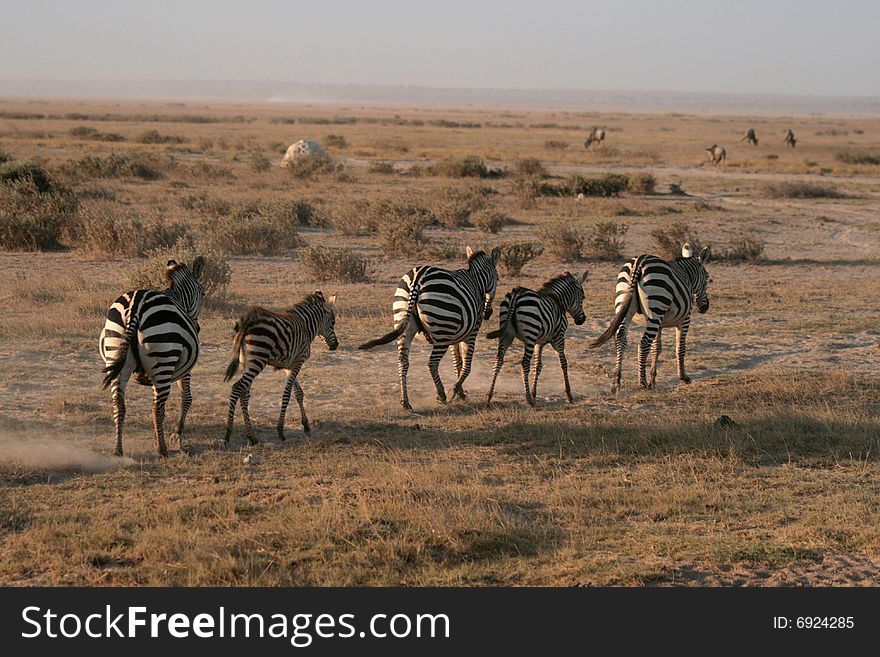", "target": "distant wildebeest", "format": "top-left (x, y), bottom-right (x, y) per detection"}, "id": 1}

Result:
top-left (590, 243), bottom-right (711, 393)
top-left (740, 128), bottom-right (758, 146)
top-left (584, 127), bottom-right (606, 148)
top-left (224, 292), bottom-right (338, 444)
top-left (100, 257), bottom-right (205, 456)
top-left (486, 271), bottom-right (588, 407)
top-left (784, 129), bottom-right (797, 148)
top-left (706, 144), bottom-right (726, 170)
top-left (359, 246), bottom-right (501, 411)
